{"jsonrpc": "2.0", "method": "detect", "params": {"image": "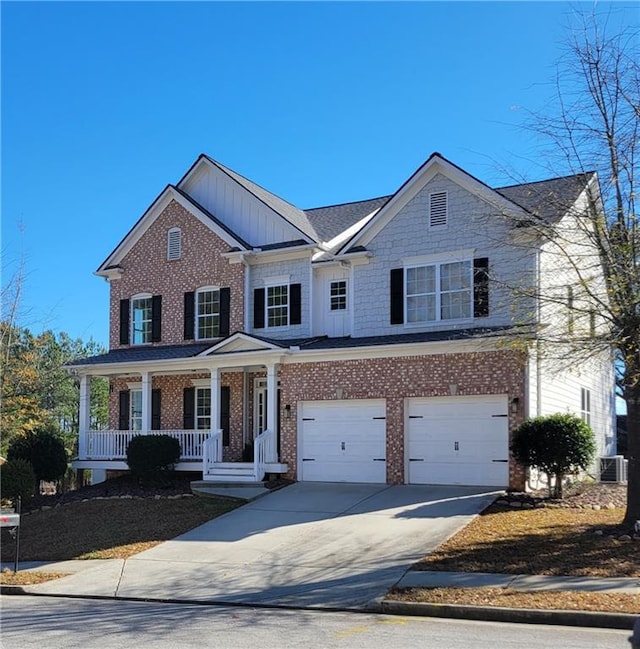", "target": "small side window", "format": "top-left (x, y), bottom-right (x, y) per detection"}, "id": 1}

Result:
top-left (330, 280), bottom-right (347, 311)
top-left (167, 227), bottom-right (182, 261)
